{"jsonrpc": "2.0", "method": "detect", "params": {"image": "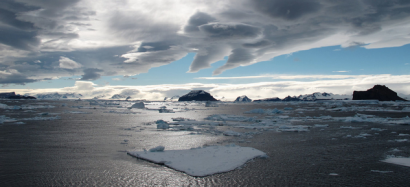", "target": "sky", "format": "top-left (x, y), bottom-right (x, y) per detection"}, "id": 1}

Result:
top-left (0, 0), bottom-right (410, 100)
